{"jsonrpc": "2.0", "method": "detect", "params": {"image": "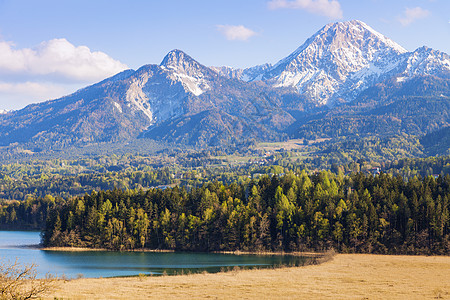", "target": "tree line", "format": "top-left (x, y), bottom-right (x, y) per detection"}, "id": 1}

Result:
top-left (0, 169), bottom-right (173, 201)
top-left (0, 196), bottom-right (57, 230)
top-left (39, 171), bottom-right (449, 255)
